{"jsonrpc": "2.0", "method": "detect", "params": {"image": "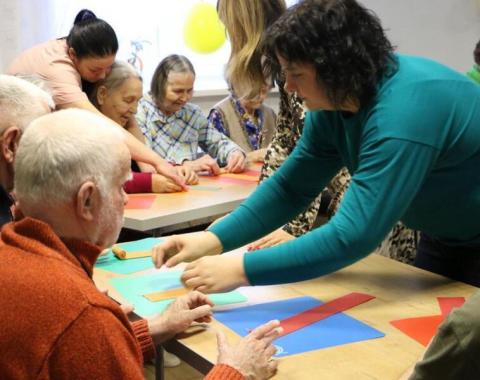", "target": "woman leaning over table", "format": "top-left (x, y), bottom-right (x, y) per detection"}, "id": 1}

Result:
top-left (8, 9), bottom-right (185, 187)
top-left (152, 0), bottom-right (480, 290)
